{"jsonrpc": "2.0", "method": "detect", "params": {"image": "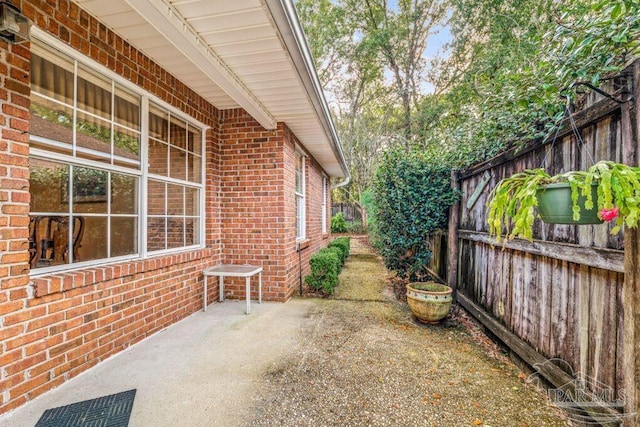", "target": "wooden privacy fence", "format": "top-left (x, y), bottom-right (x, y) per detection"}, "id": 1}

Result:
top-left (331, 203), bottom-right (362, 222)
top-left (439, 61), bottom-right (640, 426)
